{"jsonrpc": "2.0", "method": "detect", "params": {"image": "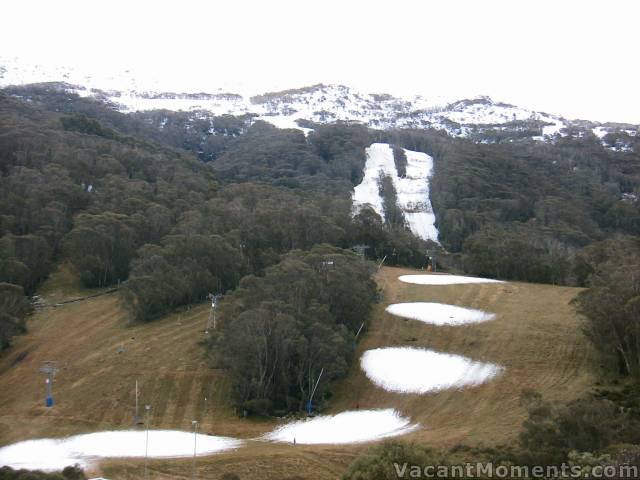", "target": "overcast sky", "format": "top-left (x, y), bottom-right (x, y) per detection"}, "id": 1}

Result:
top-left (2, 0), bottom-right (639, 123)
